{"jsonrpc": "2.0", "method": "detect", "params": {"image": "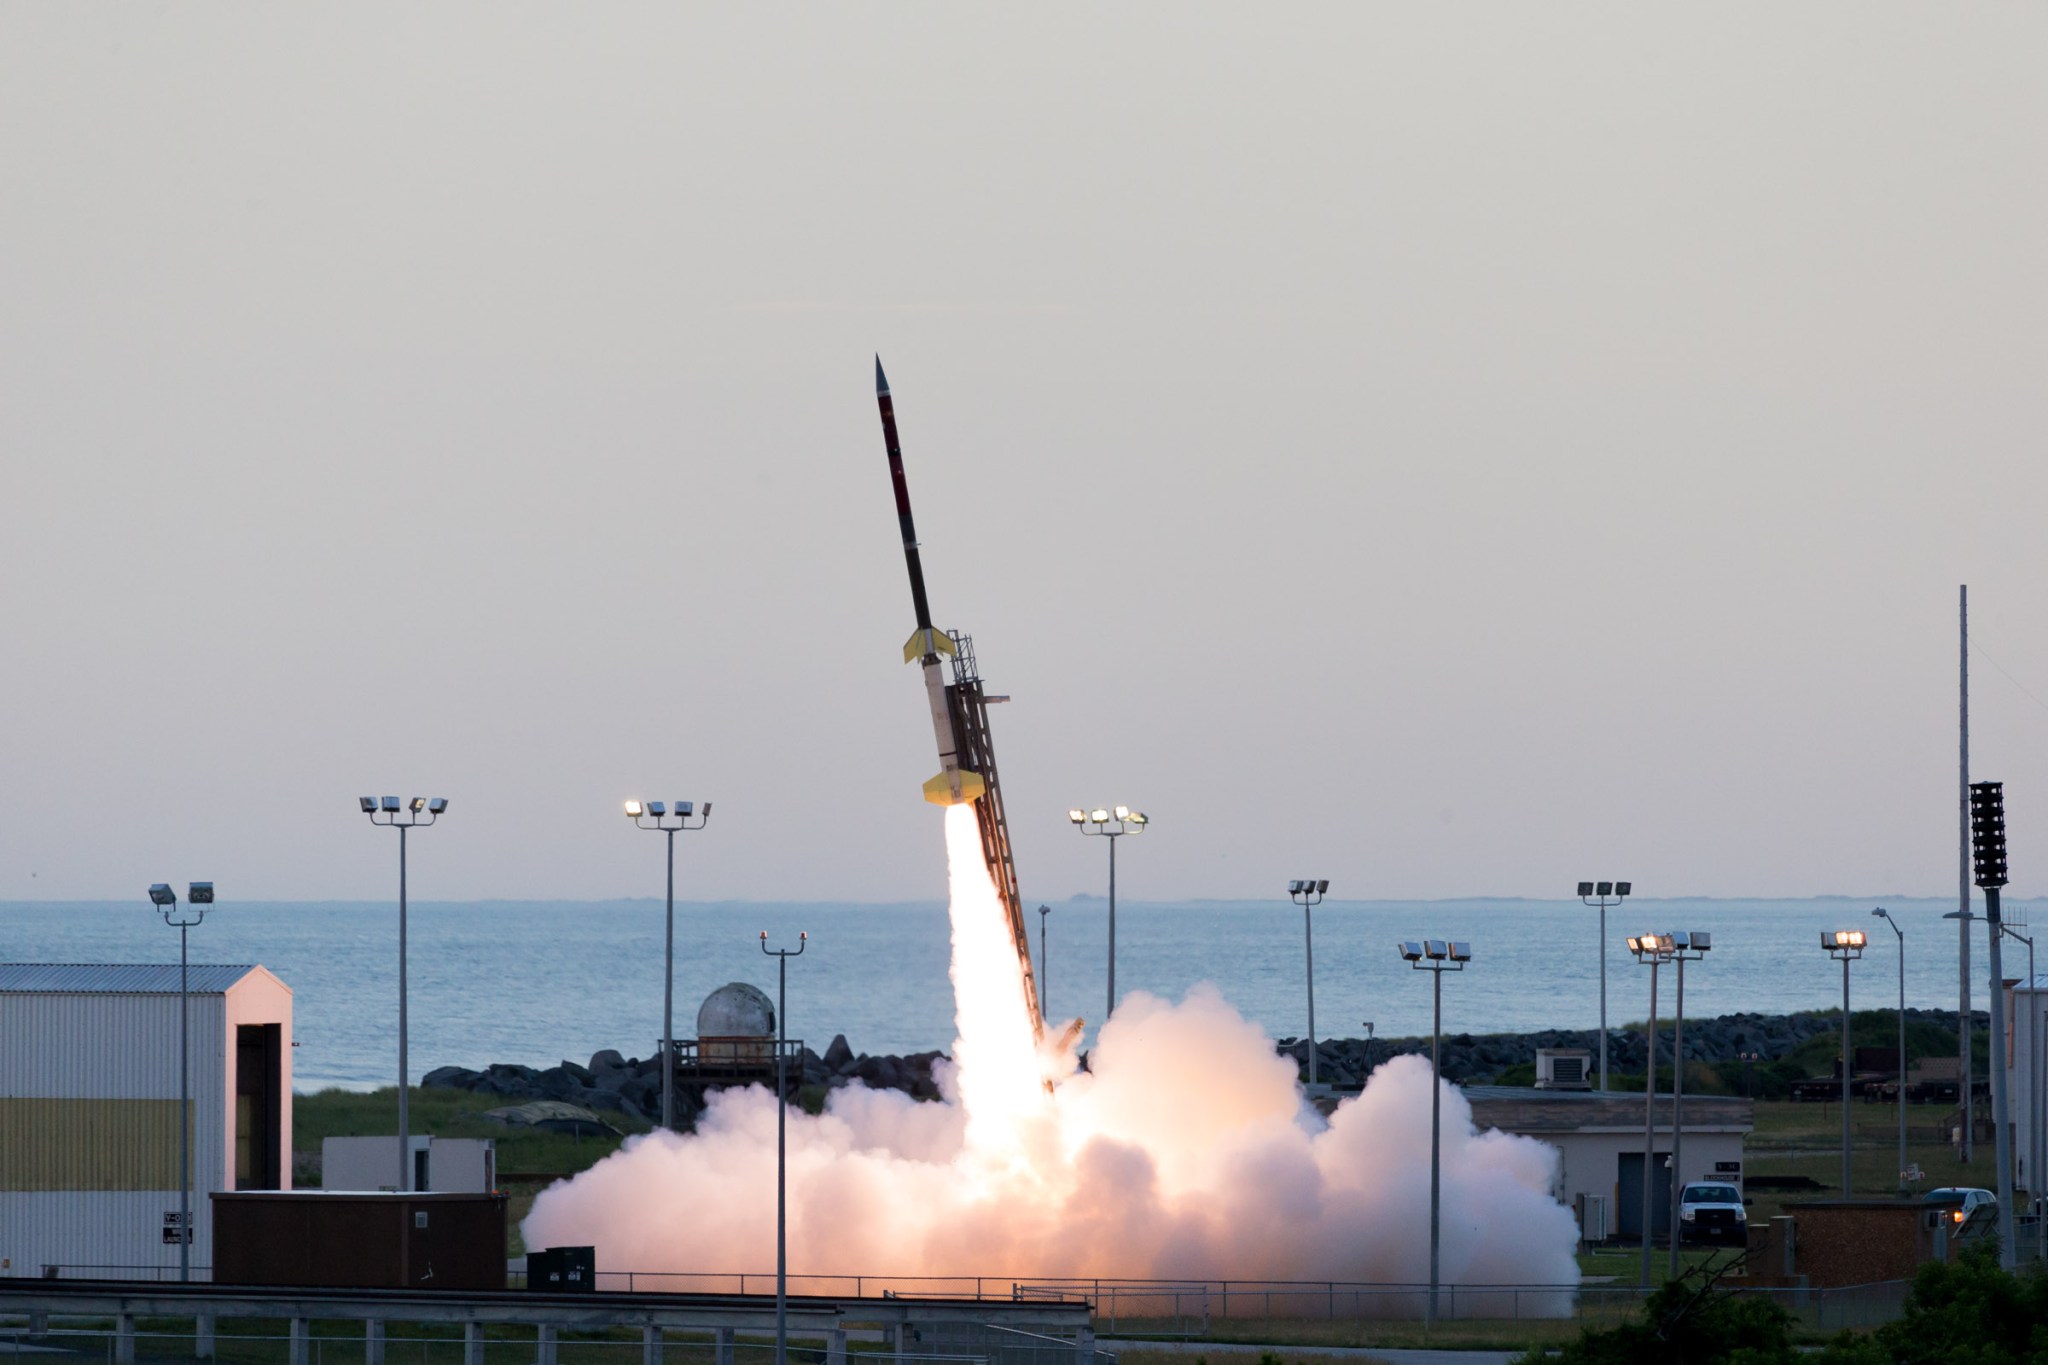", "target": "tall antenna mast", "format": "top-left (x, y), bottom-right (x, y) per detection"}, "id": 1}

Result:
top-left (1960, 584), bottom-right (1974, 1163)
